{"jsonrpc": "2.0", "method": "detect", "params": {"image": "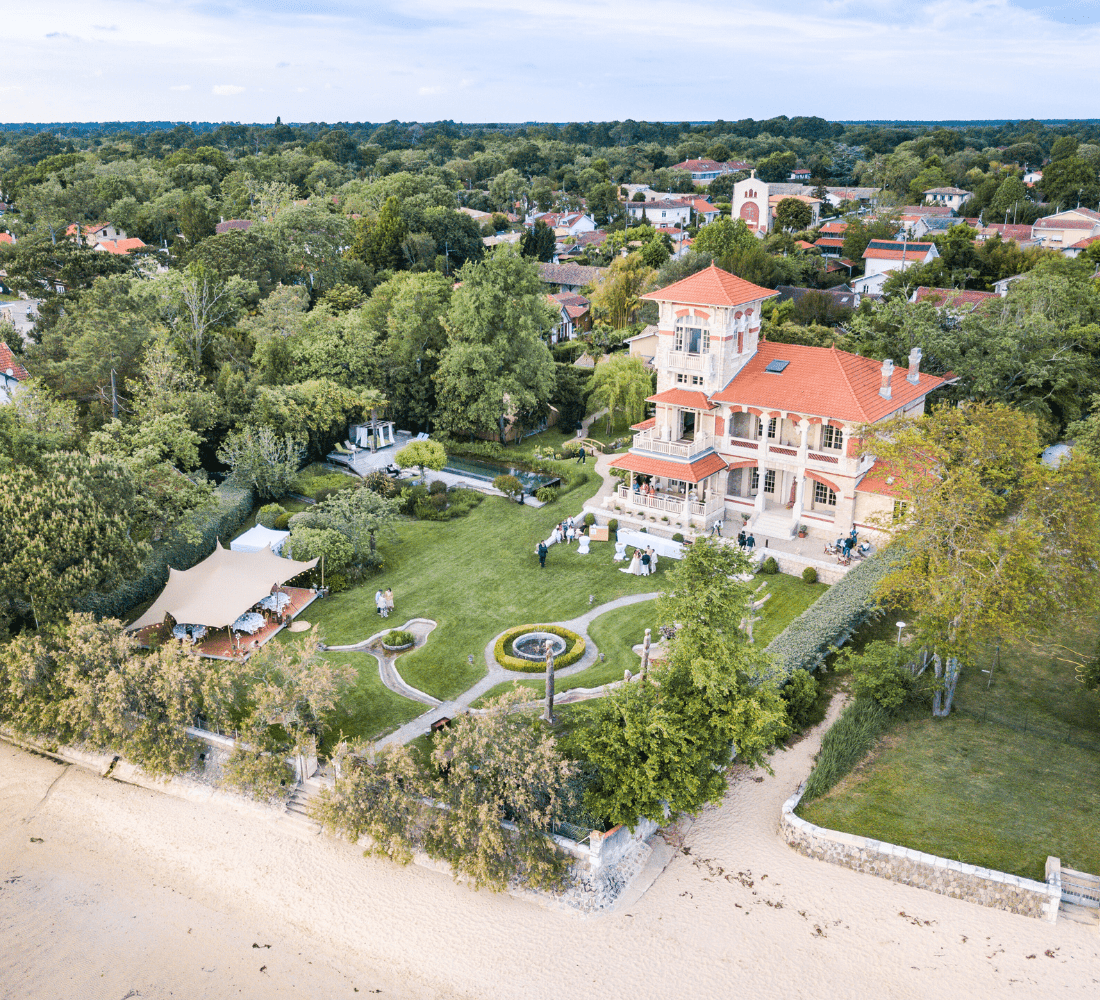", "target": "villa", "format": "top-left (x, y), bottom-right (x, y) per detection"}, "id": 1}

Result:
top-left (597, 264), bottom-right (952, 543)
